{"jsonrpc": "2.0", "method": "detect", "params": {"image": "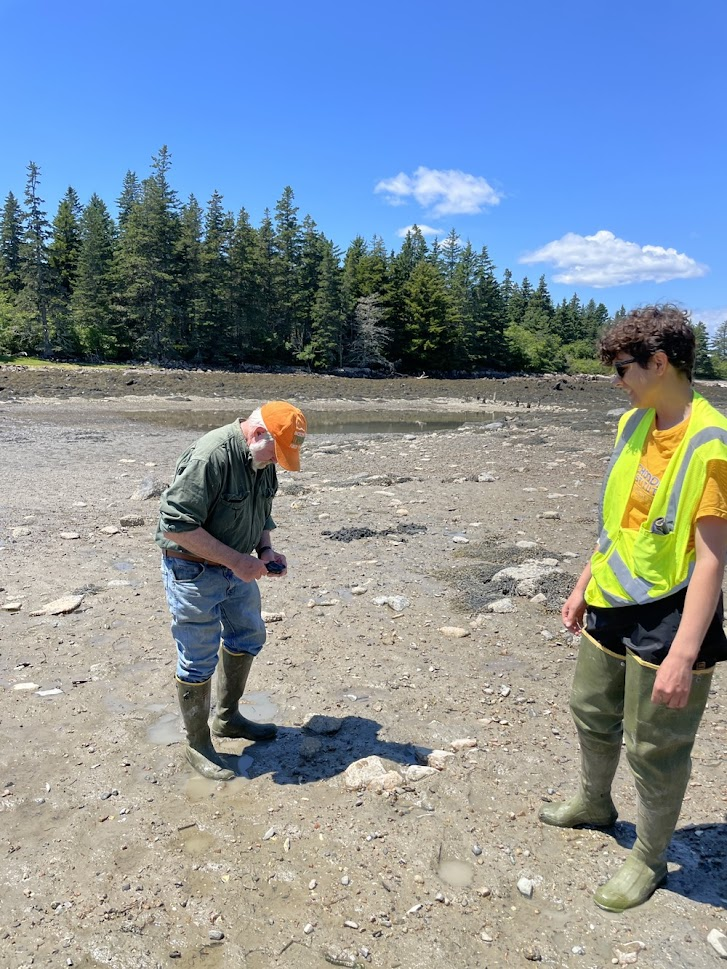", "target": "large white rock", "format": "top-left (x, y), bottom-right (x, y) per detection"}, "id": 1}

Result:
top-left (708, 929), bottom-right (727, 959)
top-left (343, 756), bottom-right (387, 790)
